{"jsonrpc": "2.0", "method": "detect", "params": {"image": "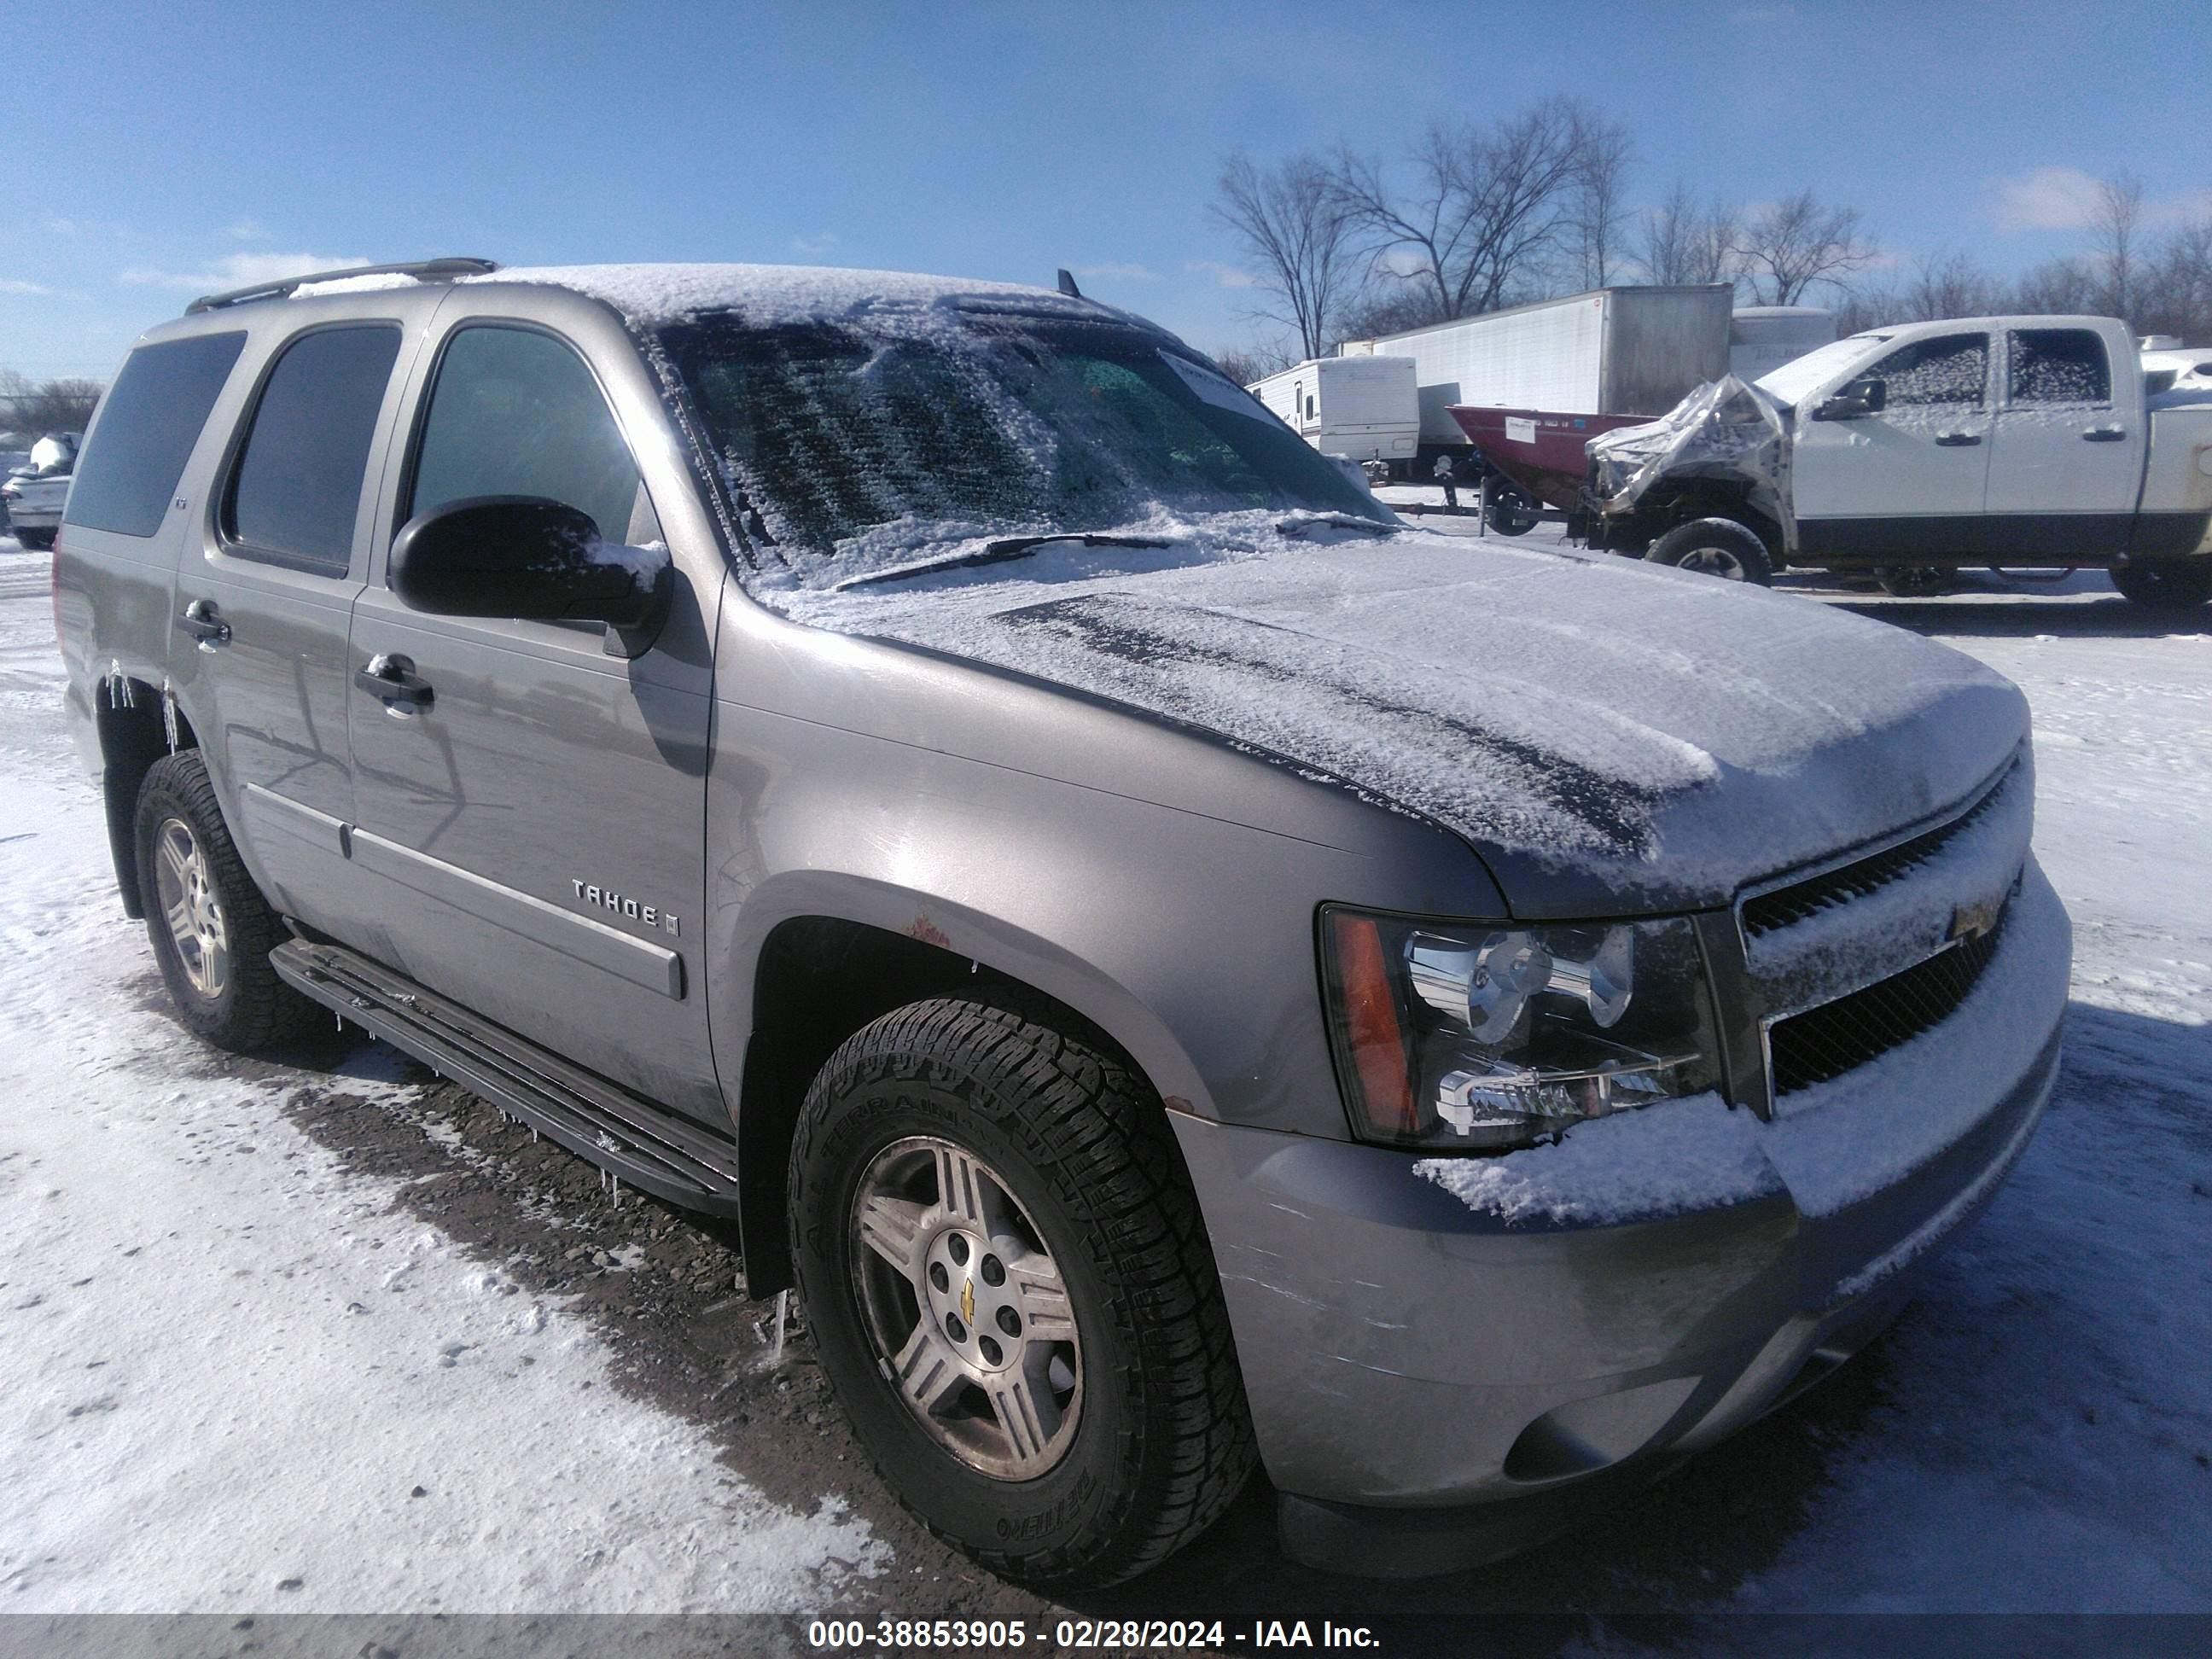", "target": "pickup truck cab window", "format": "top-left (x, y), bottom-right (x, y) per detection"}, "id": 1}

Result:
top-left (2006, 329), bottom-right (2110, 405)
top-left (1865, 333), bottom-right (1989, 407)
top-left (224, 324), bottom-right (403, 576)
